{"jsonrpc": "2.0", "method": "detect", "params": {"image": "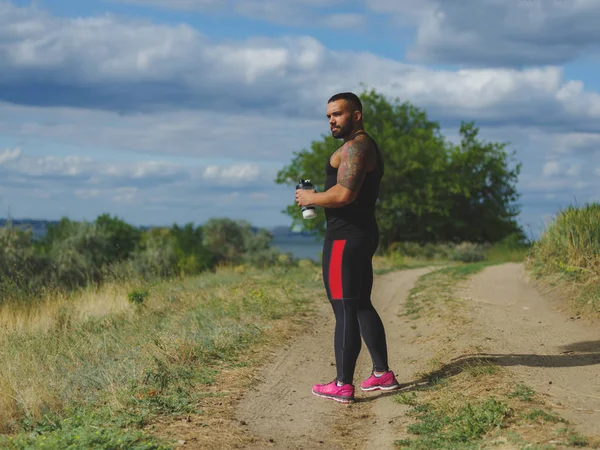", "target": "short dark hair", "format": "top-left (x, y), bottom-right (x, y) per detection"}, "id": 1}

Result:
top-left (327, 92), bottom-right (362, 113)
